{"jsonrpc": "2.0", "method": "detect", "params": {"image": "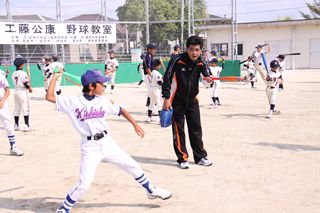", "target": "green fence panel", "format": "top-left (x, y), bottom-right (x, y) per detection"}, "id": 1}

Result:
top-left (0, 60), bottom-right (240, 88)
top-left (220, 60), bottom-right (241, 77)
